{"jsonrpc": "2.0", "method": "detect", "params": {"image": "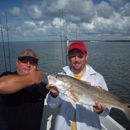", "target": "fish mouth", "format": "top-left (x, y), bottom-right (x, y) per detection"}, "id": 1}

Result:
top-left (48, 75), bottom-right (53, 84)
top-left (48, 75), bottom-right (57, 85)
